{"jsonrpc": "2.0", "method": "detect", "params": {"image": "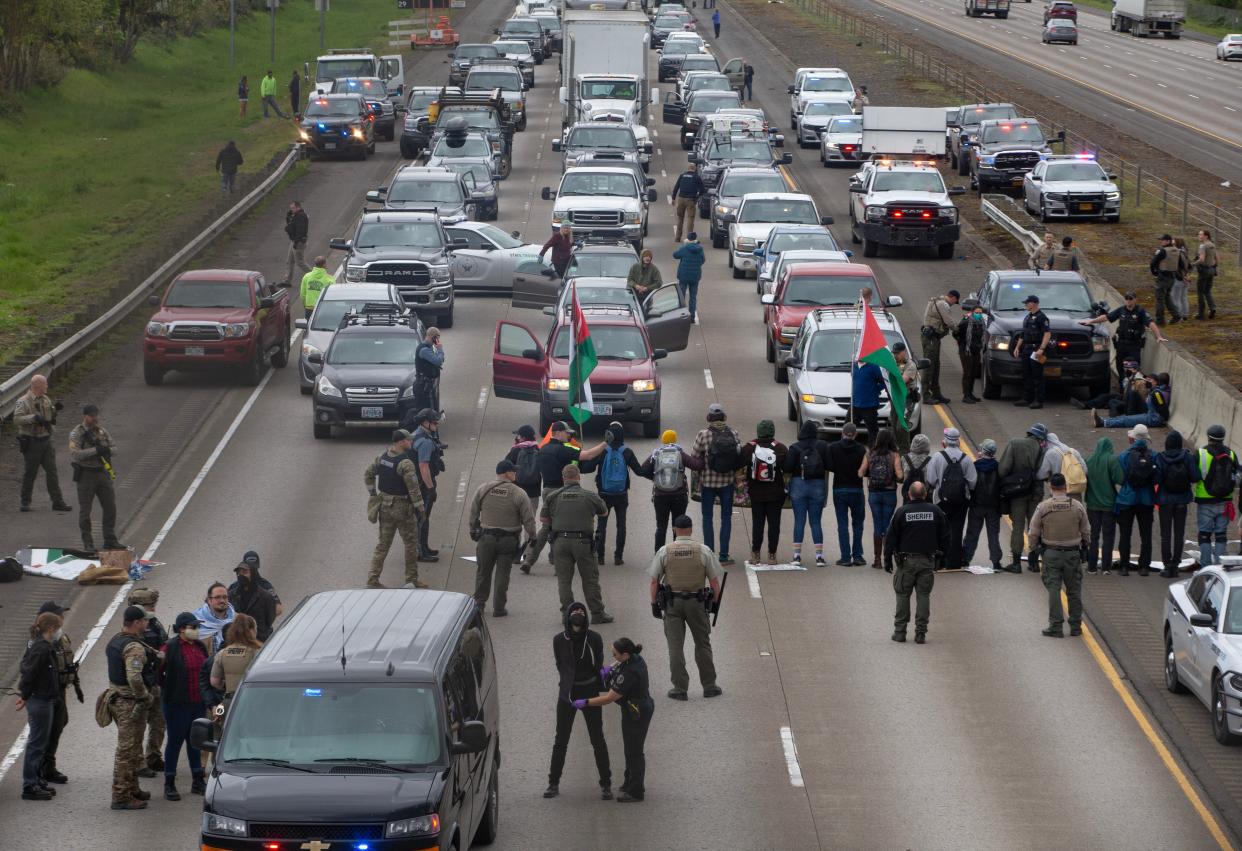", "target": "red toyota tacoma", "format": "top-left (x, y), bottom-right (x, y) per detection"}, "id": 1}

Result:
top-left (143, 269), bottom-right (292, 386)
